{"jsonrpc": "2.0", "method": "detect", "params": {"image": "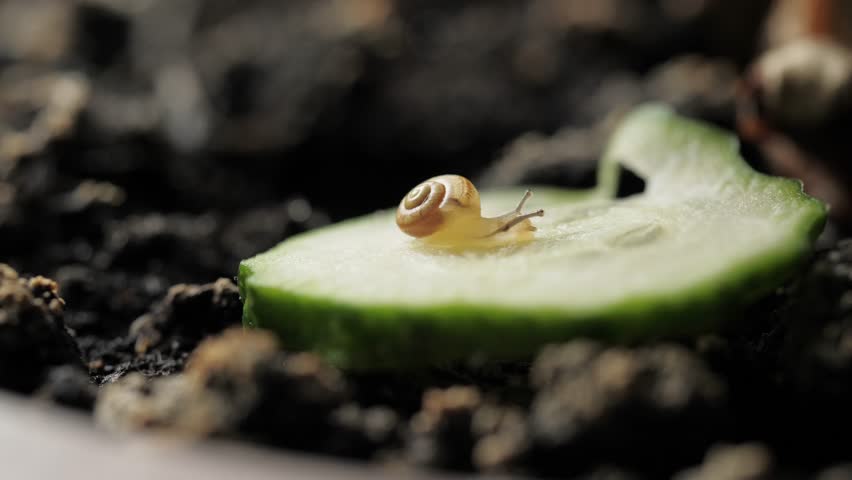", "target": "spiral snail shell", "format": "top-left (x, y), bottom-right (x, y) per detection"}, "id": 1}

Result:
top-left (396, 174), bottom-right (544, 248)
